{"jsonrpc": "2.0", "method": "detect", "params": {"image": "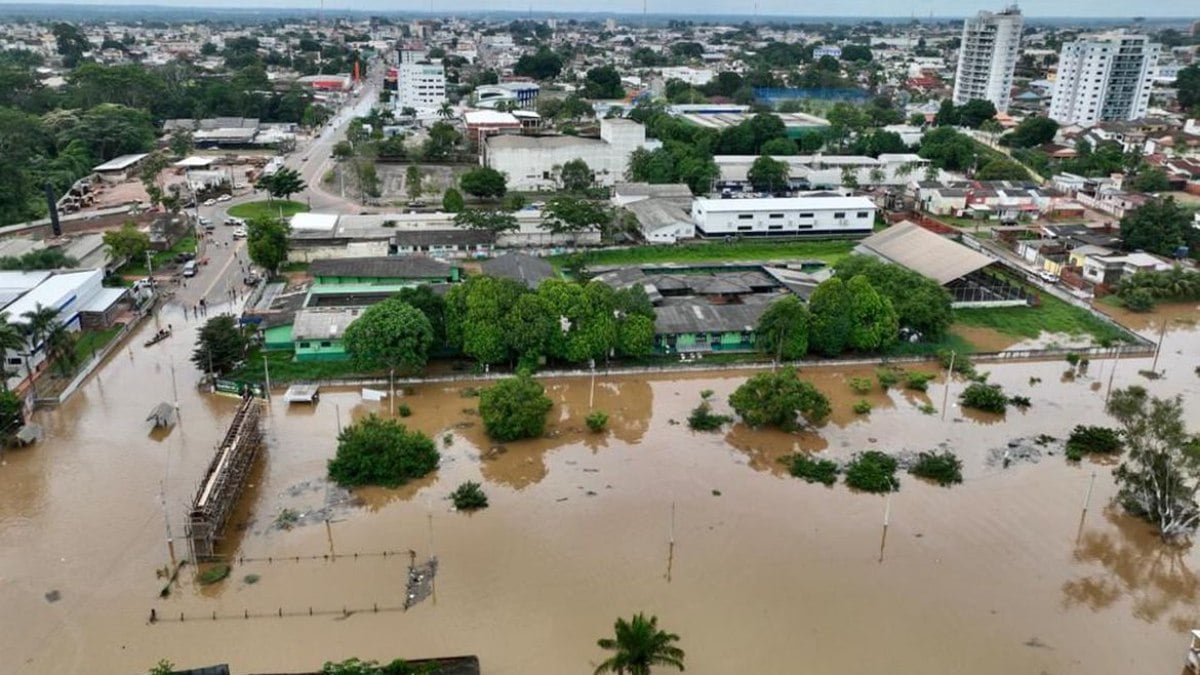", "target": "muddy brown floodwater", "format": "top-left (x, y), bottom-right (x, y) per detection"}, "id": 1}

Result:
top-left (2, 301), bottom-right (1200, 675)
